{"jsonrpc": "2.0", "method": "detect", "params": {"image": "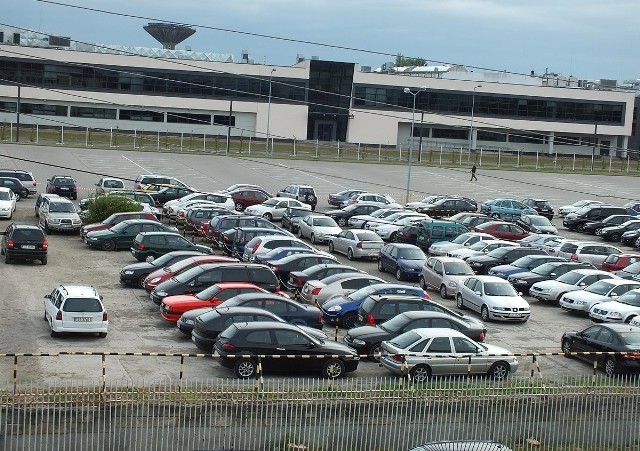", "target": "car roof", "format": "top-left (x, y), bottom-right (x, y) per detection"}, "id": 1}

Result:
top-left (598, 279), bottom-right (640, 286)
top-left (472, 275), bottom-right (512, 283)
top-left (213, 282), bottom-right (263, 290)
top-left (11, 223), bottom-right (42, 230)
top-left (212, 306), bottom-right (277, 316)
top-left (0, 187), bottom-right (11, 192)
top-left (230, 321), bottom-right (297, 332)
top-left (49, 197), bottom-right (74, 204)
top-left (431, 256), bottom-right (468, 263)
top-left (386, 243), bottom-right (422, 249)
top-left (137, 231), bottom-right (182, 237)
top-left (571, 269), bottom-right (612, 275)
top-left (598, 323), bottom-right (640, 333)
top-left (410, 328), bottom-right (468, 339)
top-left (57, 285), bottom-right (100, 298)
top-left (223, 292), bottom-right (289, 303)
